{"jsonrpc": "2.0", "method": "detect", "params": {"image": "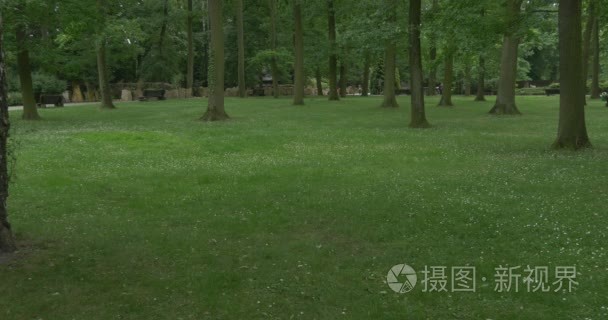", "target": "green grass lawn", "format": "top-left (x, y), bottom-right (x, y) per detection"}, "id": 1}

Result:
top-left (1, 95), bottom-right (607, 319)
